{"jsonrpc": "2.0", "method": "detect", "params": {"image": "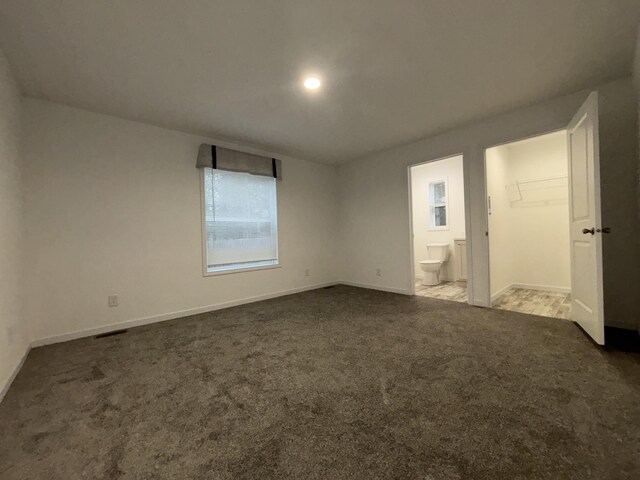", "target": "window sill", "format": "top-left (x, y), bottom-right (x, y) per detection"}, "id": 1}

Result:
top-left (203, 263), bottom-right (281, 277)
